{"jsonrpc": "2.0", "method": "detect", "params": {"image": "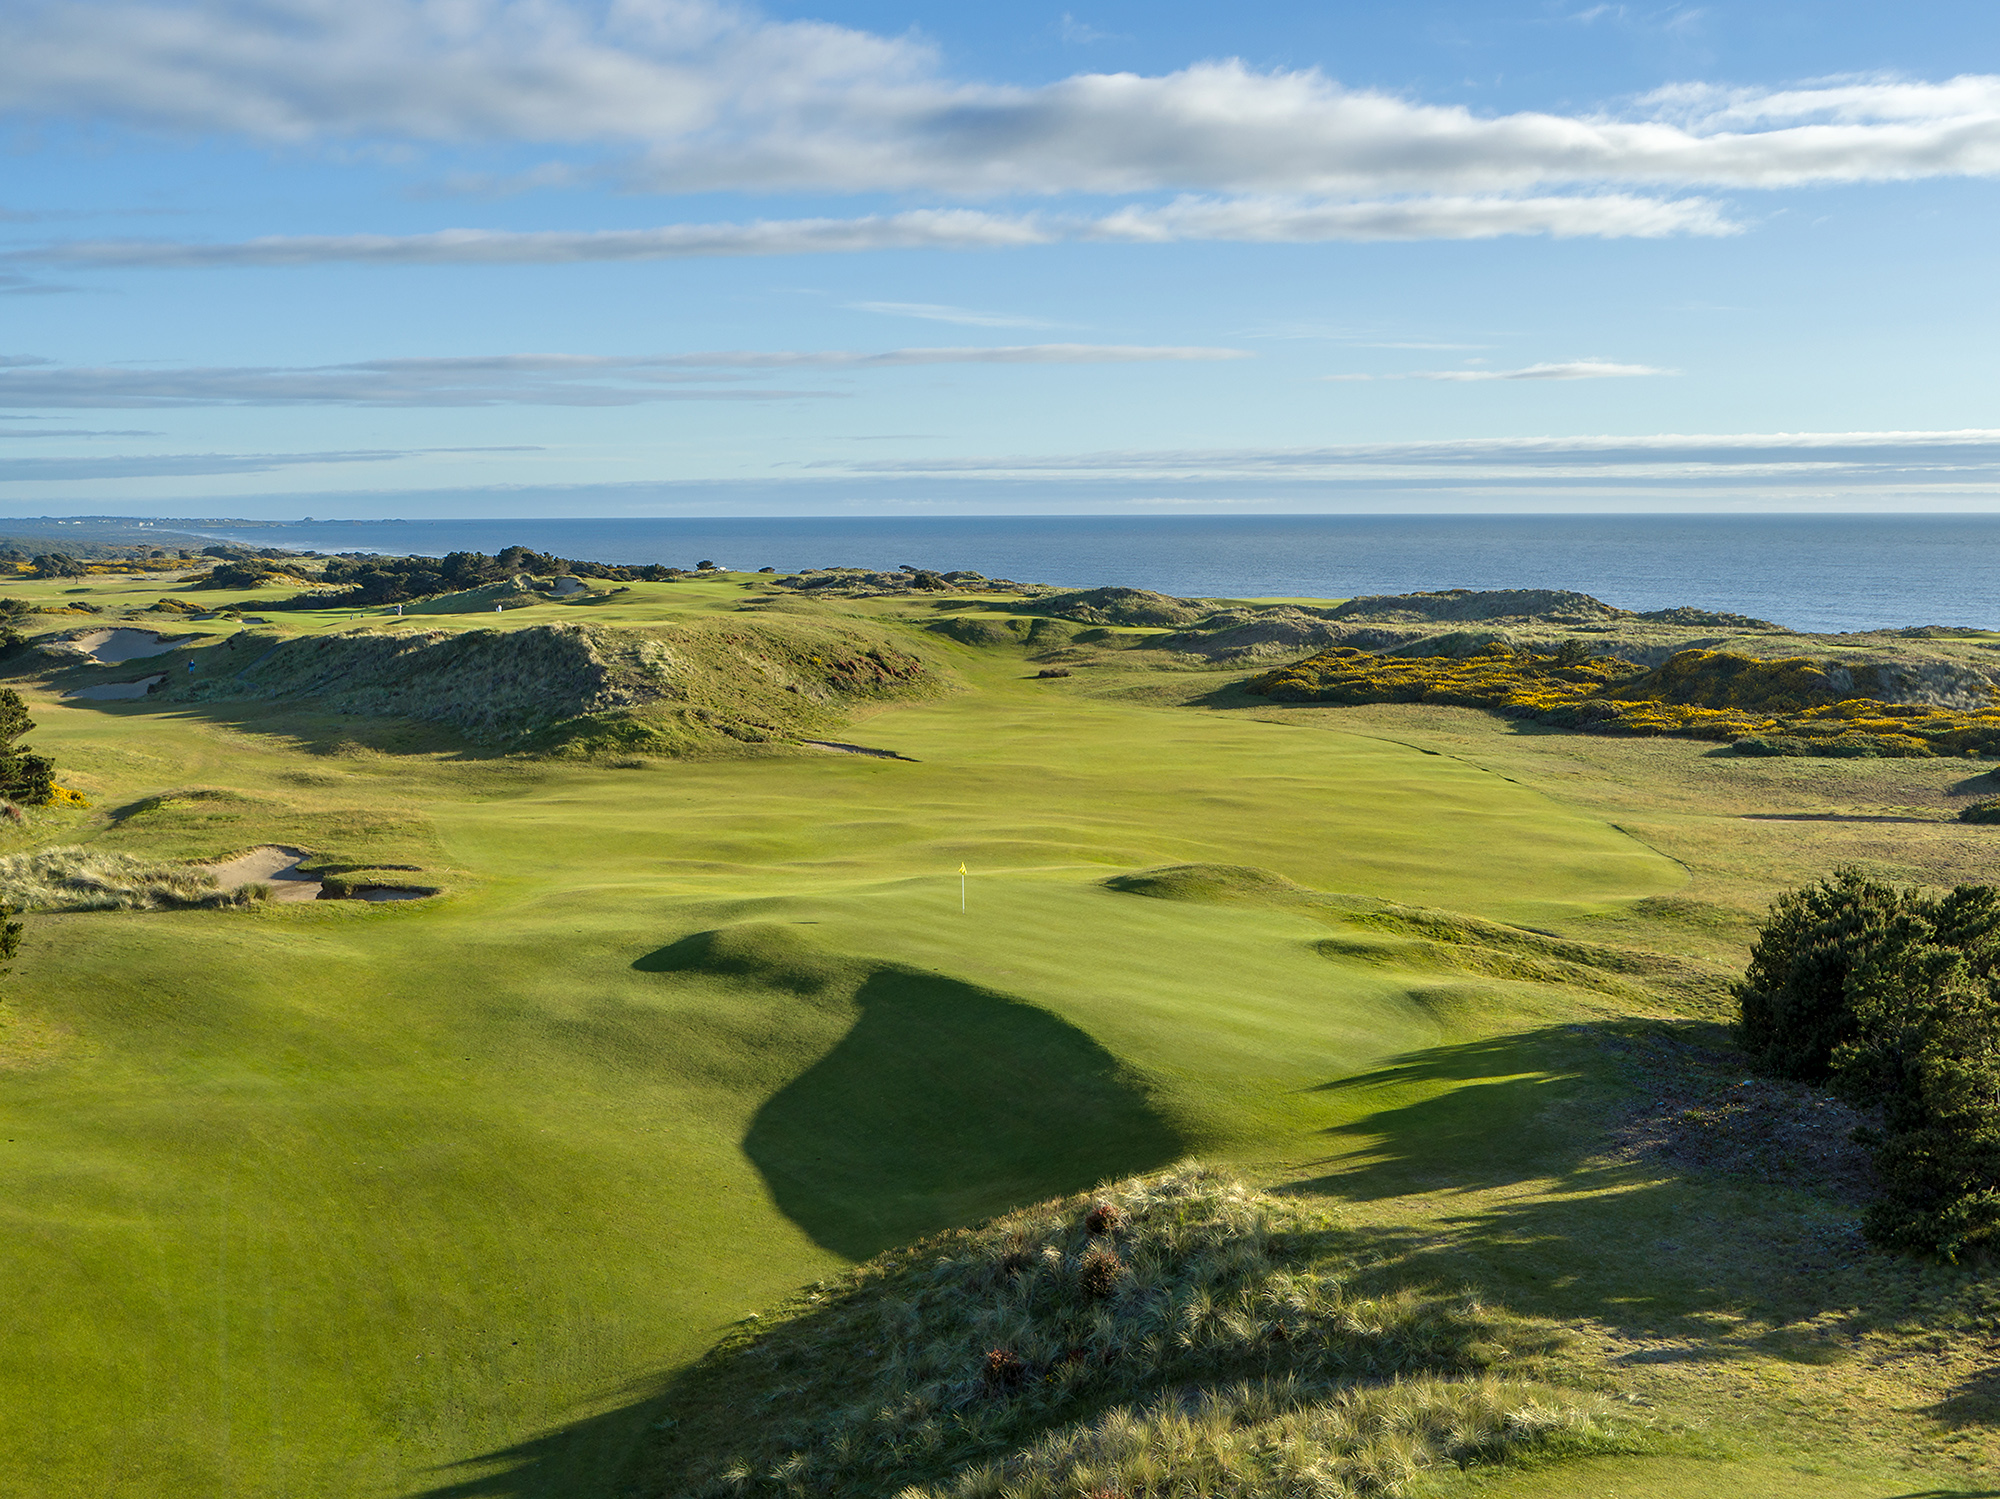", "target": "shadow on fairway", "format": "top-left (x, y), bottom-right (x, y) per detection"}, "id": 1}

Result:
top-left (634, 924), bottom-right (1188, 1261)
top-left (1280, 1021), bottom-right (1958, 1357)
top-left (403, 937), bottom-right (1188, 1499)
top-left (744, 963), bottom-right (1188, 1260)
